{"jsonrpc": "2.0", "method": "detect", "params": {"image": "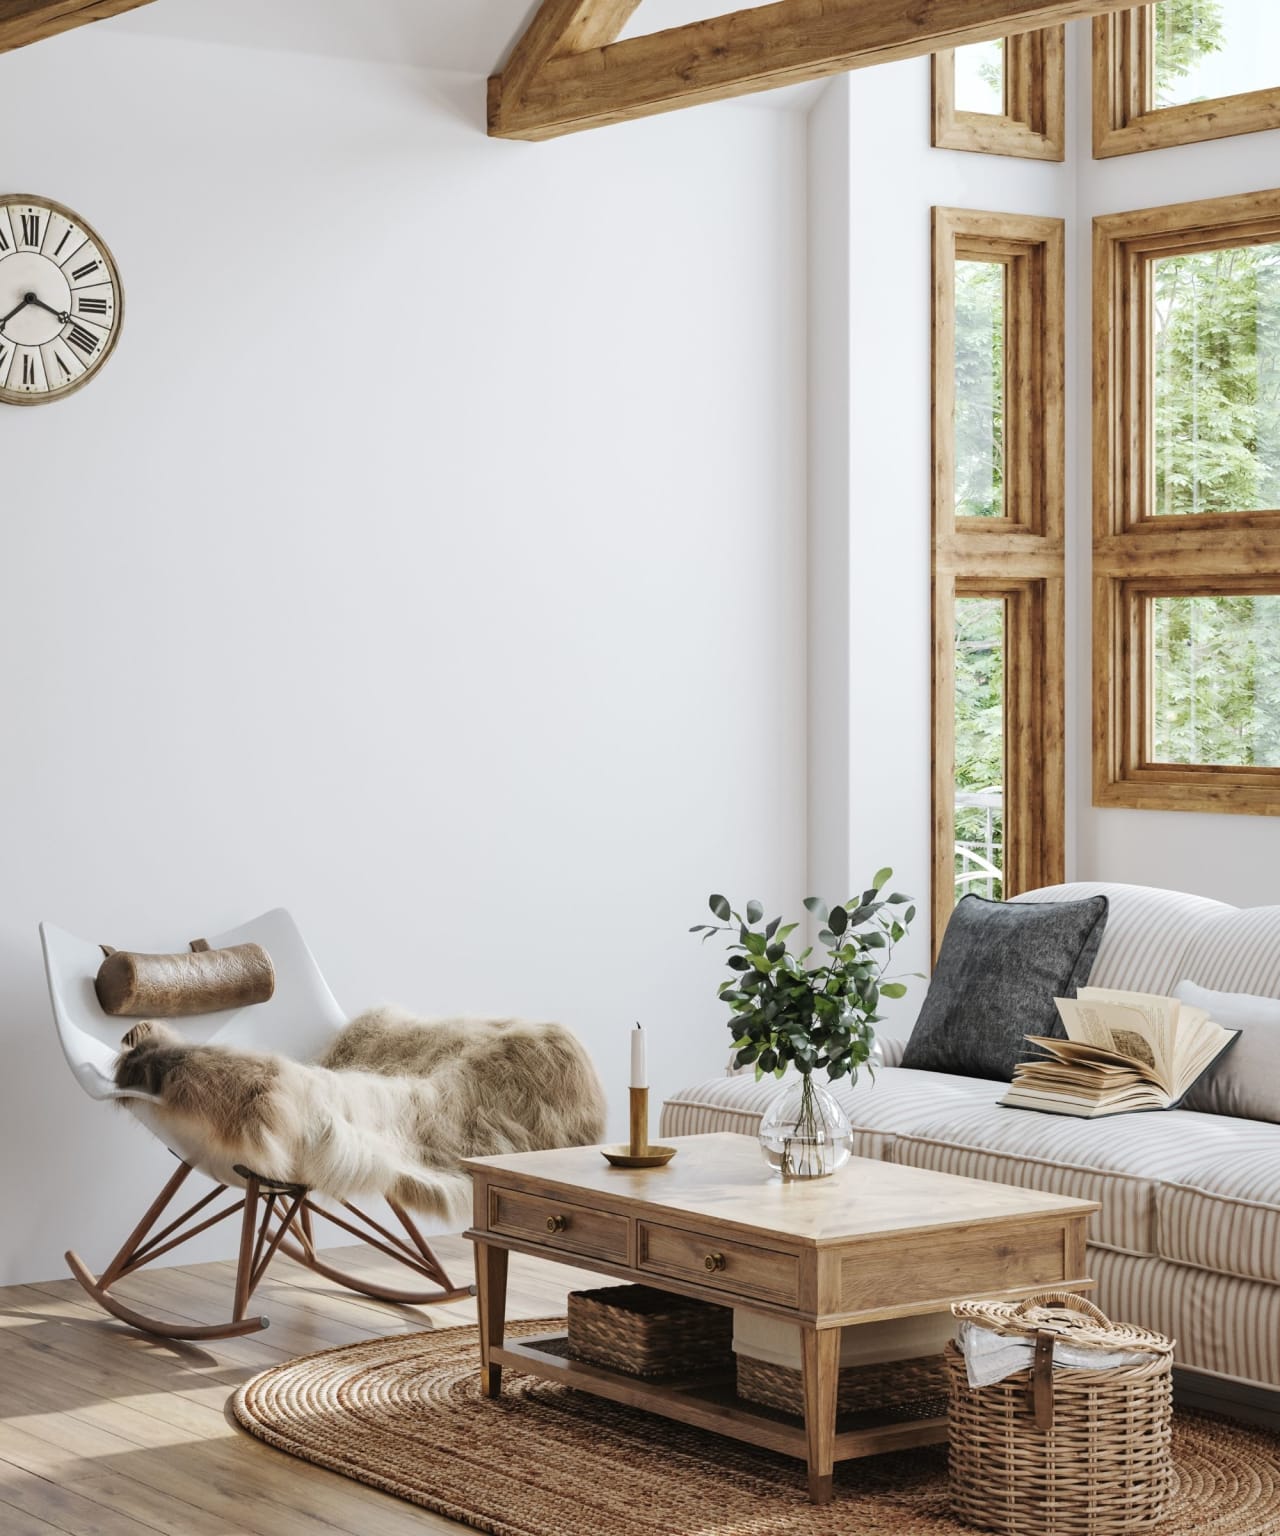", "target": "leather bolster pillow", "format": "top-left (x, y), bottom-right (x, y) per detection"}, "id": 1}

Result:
top-left (95, 942), bottom-right (275, 1017)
